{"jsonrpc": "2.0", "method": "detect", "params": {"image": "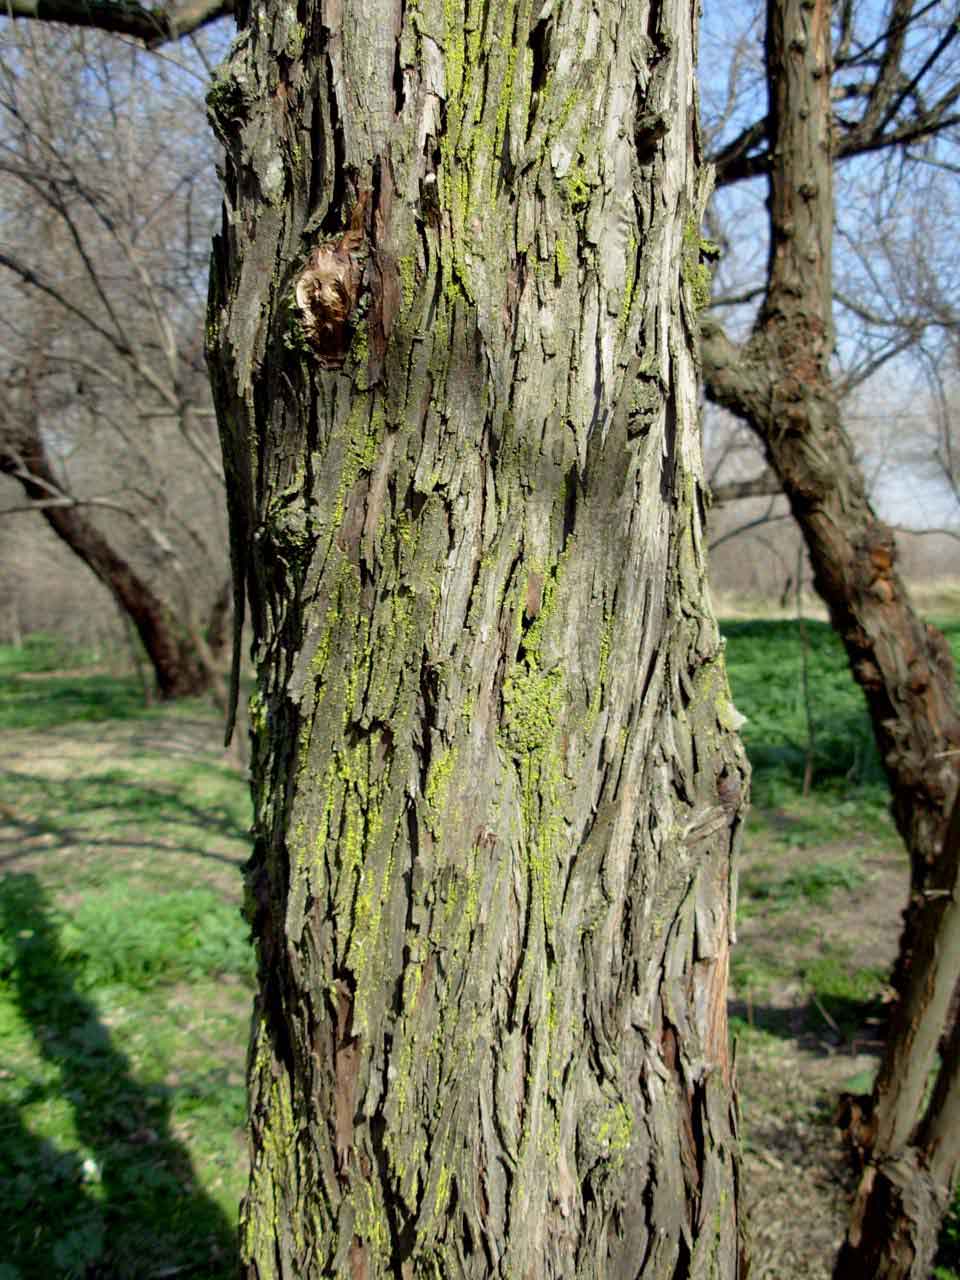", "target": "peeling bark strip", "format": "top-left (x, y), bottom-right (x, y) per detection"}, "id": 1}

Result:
top-left (207, 0), bottom-right (748, 1275)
